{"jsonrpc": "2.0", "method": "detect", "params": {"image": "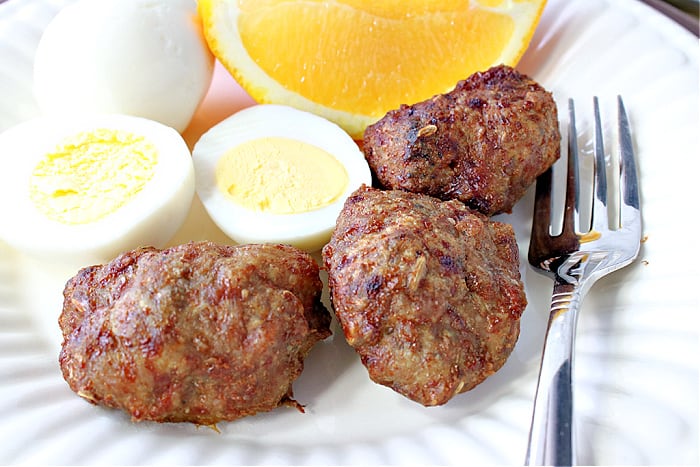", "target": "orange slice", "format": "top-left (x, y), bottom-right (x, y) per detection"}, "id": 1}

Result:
top-left (199, 0), bottom-right (547, 138)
